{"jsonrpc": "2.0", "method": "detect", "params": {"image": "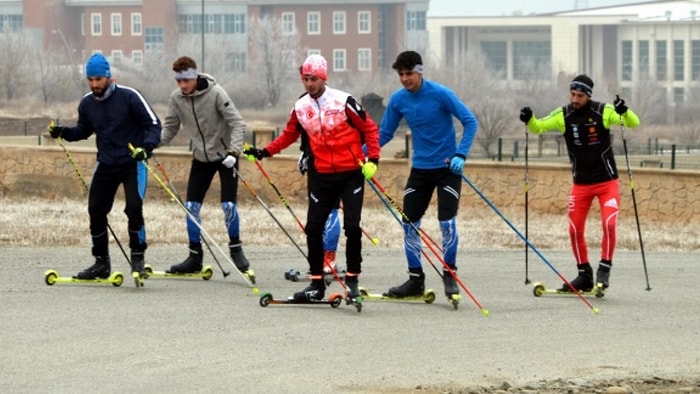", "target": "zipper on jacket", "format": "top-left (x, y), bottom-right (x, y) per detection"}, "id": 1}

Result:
top-left (190, 96), bottom-right (209, 162)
